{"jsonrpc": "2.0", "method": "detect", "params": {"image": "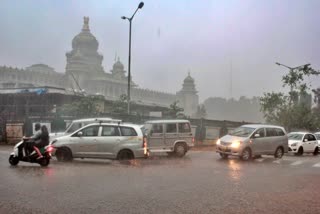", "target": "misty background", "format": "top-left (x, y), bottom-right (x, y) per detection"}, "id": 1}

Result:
top-left (0, 0), bottom-right (319, 122)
